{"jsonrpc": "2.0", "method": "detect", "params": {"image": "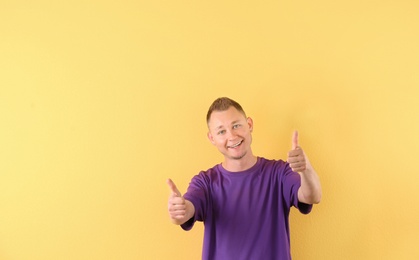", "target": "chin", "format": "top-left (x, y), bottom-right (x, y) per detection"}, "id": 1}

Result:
top-left (230, 152), bottom-right (247, 160)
